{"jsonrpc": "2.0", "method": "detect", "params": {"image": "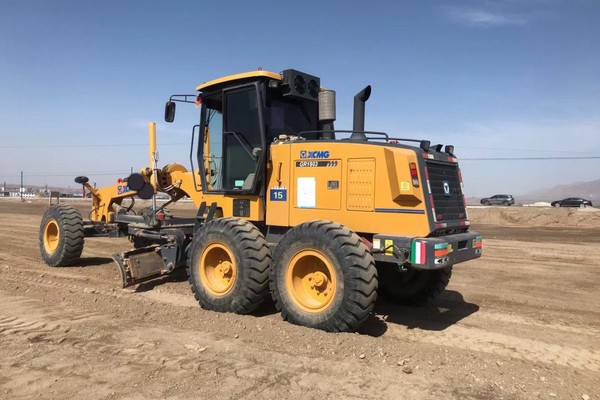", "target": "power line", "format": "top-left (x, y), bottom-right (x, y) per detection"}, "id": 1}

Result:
top-left (1, 142), bottom-right (597, 156)
top-left (0, 170), bottom-right (130, 178)
top-left (462, 156), bottom-right (600, 161)
top-left (2, 156), bottom-right (598, 181)
top-left (0, 143), bottom-right (188, 149)
top-left (21, 172), bottom-right (131, 177)
top-left (458, 145), bottom-right (599, 155)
